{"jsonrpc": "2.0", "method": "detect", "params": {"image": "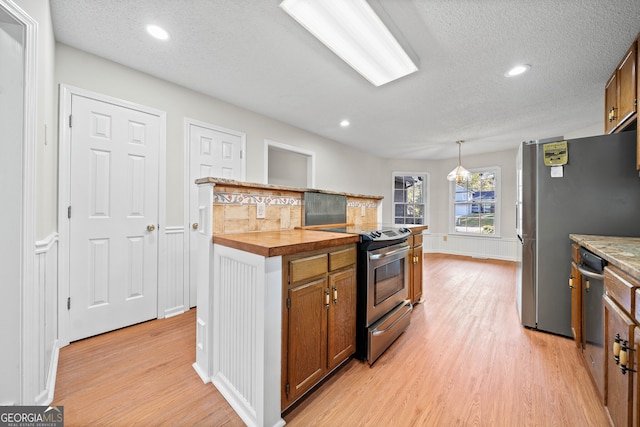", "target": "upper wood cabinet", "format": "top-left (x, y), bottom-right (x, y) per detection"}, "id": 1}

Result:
top-left (605, 40), bottom-right (637, 134)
